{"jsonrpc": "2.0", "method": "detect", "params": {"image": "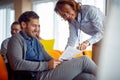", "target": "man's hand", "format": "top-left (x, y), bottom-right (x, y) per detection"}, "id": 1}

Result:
top-left (48, 59), bottom-right (62, 70)
top-left (77, 40), bottom-right (90, 50)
